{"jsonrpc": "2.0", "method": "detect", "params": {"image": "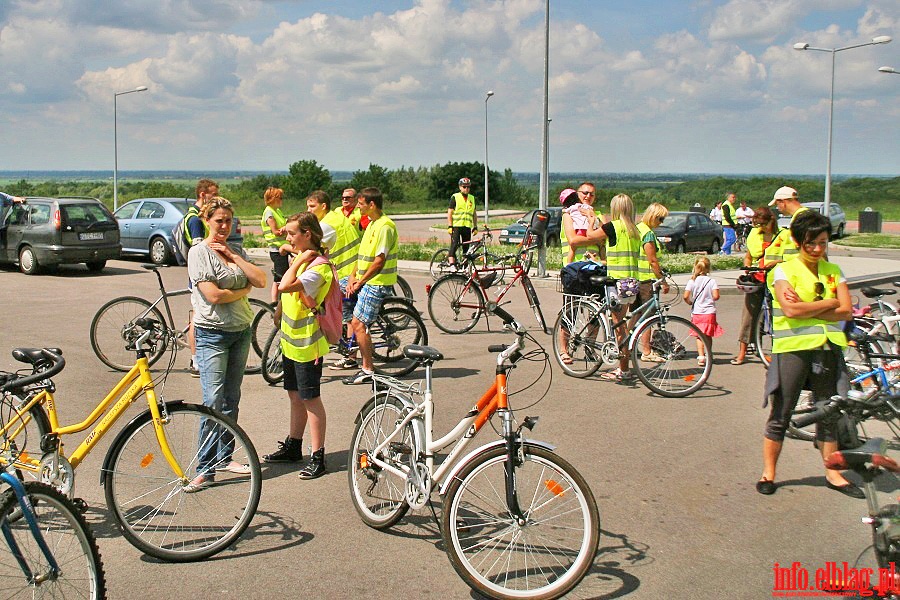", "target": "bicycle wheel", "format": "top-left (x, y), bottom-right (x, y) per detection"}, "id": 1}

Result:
top-left (427, 274), bottom-right (485, 334)
top-left (388, 275), bottom-right (415, 305)
top-left (347, 393), bottom-right (414, 529)
top-left (103, 403), bottom-right (262, 562)
top-left (249, 298), bottom-right (277, 357)
top-left (551, 297), bottom-right (606, 378)
top-left (631, 315), bottom-right (711, 397)
top-left (261, 327), bottom-right (285, 385)
top-left (753, 301), bottom-right (774, 368)
top-left (371, 306), bottom-right (428, 378)
top-left (89, 297), bottom-right (168, 371)
top-left (521, 276), bottom-right (547, 334)
top-left (441, 444), bottom-right (599, 600)
top-left (0, 482), bottom-right (106, 599)
top-left (0, 399), bottom-right (51, 484)
top-left (429, 248), bottom-right (452, 280)
top-left (519, 238), bottom-right (536, 274)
